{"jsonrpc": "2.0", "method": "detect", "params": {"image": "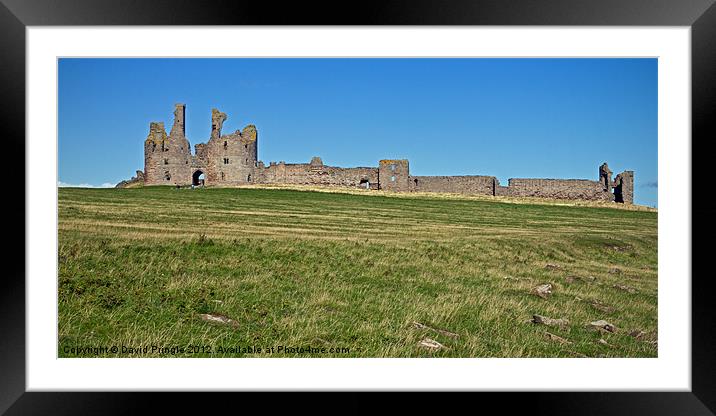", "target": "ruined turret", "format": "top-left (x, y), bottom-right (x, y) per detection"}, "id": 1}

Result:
top-left (145, 122), bottom-right (167, 147)
top-left (143, 104), bottom-right (192, 186)
top-left (599, 162), bottom-right (612, 191)
top-left (596, 162), bottom-right (635, 204)
top-left (170, 103), bottom-right (186, 137)
top-left (143, 122), bottom-right (167, 183)
top-left (379, 159), bottom-right (410, 191)
top-left (613, 171), bottom-right (634, 204)
top-left (204, 108), bottom-right (258, 185)
top-left (210, 108), bottom-right (227, 141)
top-left (241, 124), bottom-right (257, 142)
